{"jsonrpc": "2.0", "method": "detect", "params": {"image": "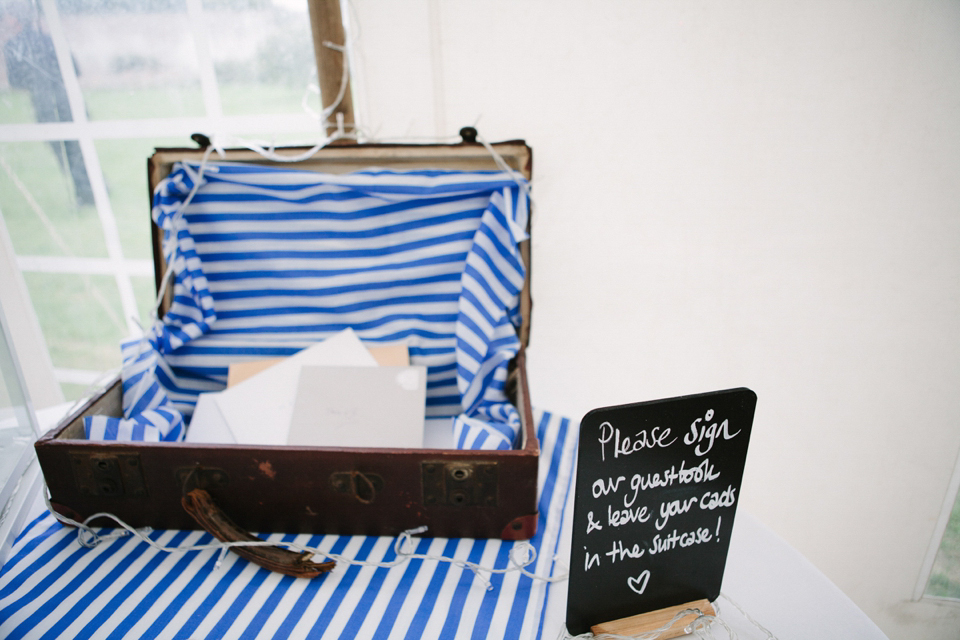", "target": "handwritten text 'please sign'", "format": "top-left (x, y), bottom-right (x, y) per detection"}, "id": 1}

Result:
top-left (566, 389), bottom-right (756, 636)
